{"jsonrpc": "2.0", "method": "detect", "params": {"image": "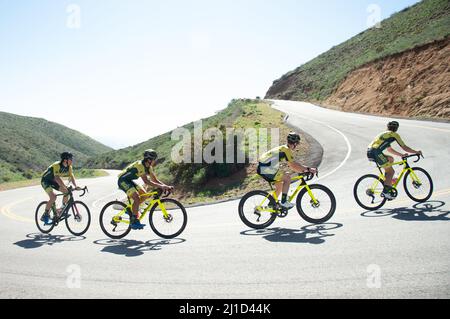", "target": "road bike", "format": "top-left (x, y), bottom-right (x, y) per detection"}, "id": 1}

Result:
top-left (99, 189), bottom-right (187, 239)
top-left (354, 154), bottom-right (433, 211)
top-left (35, 186), bottom-right (91, 236)
top-left (238, 171), bottom-right (336, 229)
